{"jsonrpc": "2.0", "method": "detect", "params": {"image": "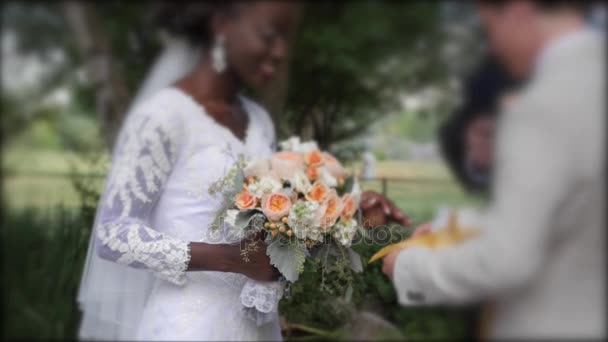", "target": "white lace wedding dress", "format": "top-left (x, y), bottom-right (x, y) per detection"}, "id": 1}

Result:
top-left (81, 87), bottom-right (282, 341)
